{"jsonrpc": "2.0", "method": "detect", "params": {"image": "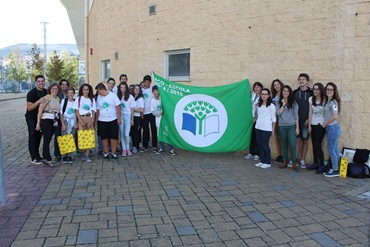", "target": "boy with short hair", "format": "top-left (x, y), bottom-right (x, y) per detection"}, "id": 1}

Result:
top-left (150, 86), bottom-right (176, 155)
top-left (95, 83), bottom-right (122, 160)
top-left (60, 87), bottom-right (76, 164)
top-left (293, 73), bottom-right (313, 168)
top-left (140, 75), bottom-right (158, 152)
